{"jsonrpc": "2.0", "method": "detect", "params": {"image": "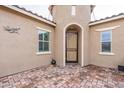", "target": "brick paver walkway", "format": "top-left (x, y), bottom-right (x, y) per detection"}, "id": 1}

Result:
top-left (0, 64), bottom-right (124, 88)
